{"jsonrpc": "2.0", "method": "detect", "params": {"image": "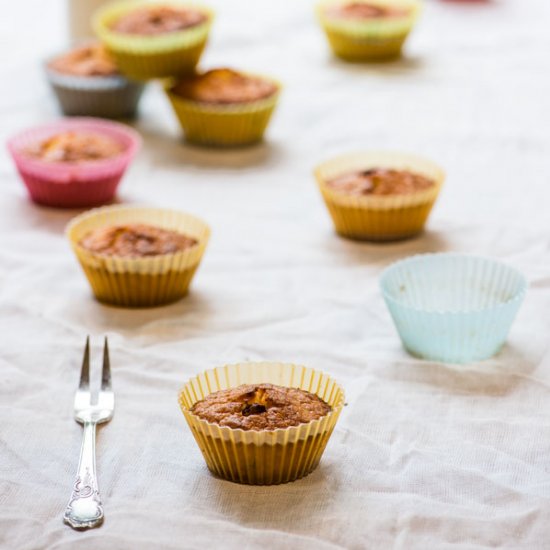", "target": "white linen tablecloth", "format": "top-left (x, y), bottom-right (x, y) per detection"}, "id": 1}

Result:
top-left (1, 1), bottom-right (550, 548)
